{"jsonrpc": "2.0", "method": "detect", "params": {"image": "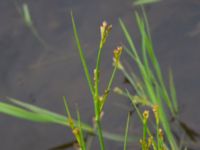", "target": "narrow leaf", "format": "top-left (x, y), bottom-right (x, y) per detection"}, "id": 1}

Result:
top-left (71, 12), bottom-right (94, 96)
